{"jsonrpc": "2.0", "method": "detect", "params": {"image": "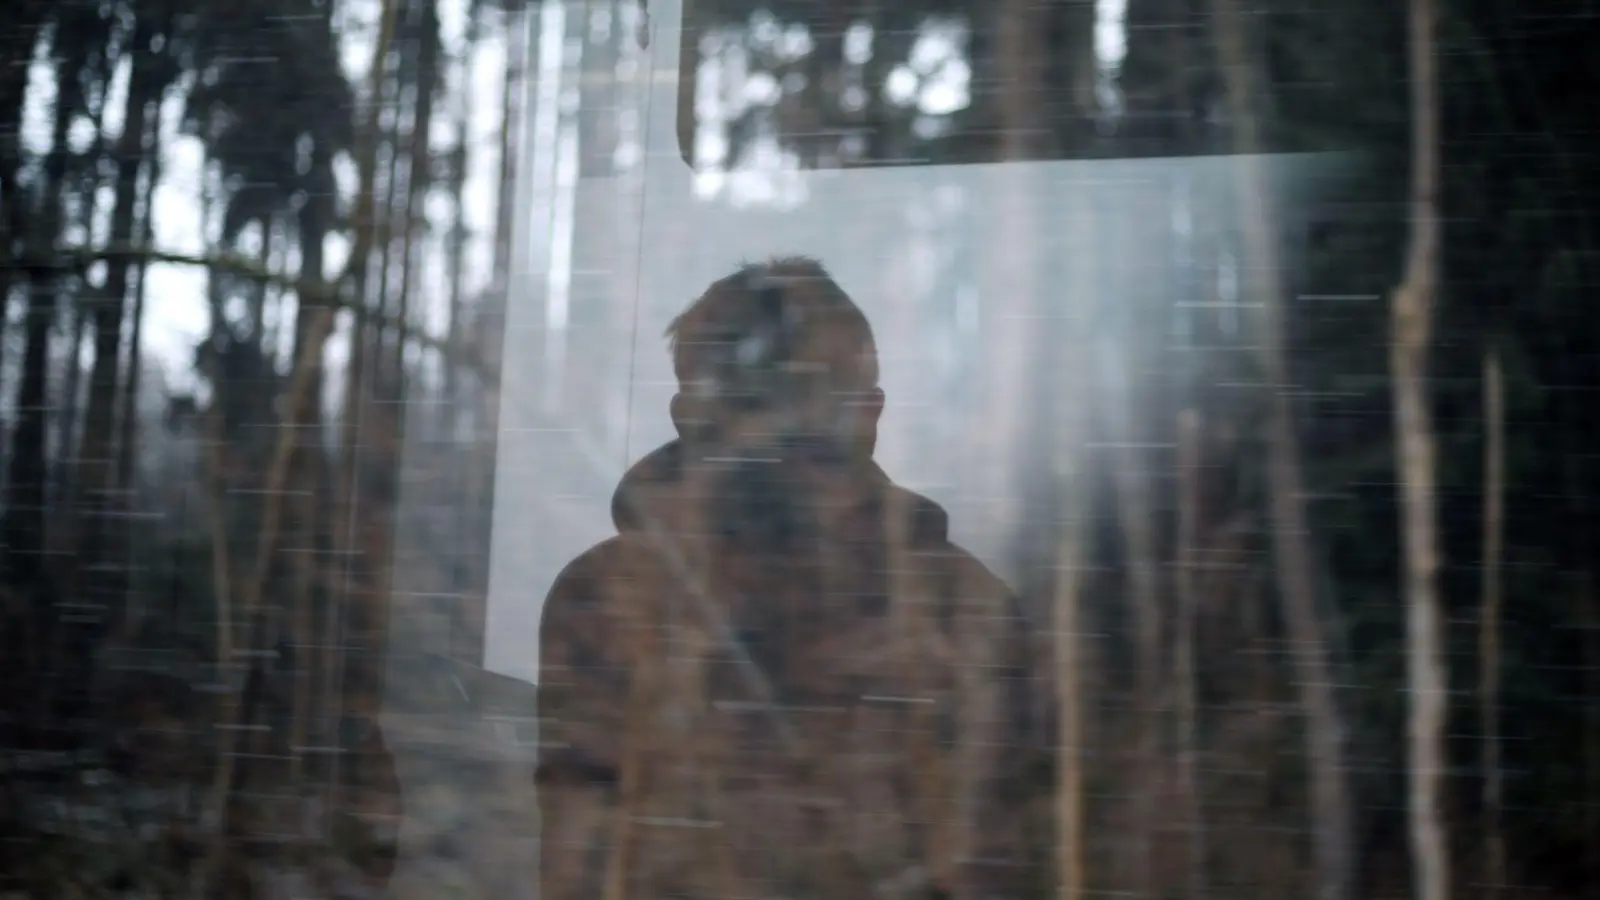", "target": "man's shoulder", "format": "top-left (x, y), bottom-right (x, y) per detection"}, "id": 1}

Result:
top-left (933, 540), bottom-right (1014, 600)
top-left (538, 534), bottom-right (675, 675)
top-left (882, 482), bottom-right (1016, 601)
top-left (548, 534), bottom-right (624, 587)
top-left (903, 525), bottom-right (1011, 596)
top-left (544, 532), bottom-right (675, 606)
